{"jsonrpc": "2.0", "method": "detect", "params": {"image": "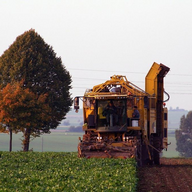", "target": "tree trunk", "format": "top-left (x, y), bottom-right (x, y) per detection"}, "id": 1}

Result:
top-left (9, 128), bottom-right (12, 152)
top-left (23, 128), bottom-right (31, 151)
